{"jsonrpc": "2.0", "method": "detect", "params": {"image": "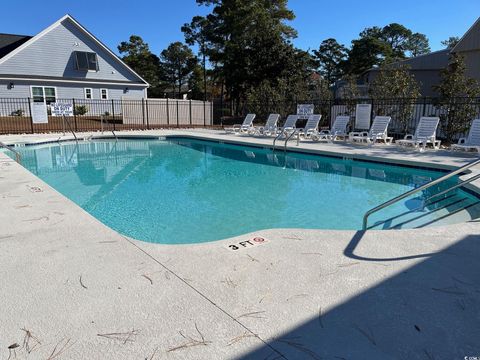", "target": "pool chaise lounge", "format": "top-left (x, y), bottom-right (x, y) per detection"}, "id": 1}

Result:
top-left (252, 113), bottom-right (280, 136)
top-left (452, 119), bottom-right (480, 152)
top-left (297, 114), bottom-right (322, 139)
top-left (396, 116), bottom-right (441, 151)
top-left (277, 114), bottom-right (300, 136)
top-left (224, 113), bottom-right (256, 135)
top-left (311, 115), bottom-right (350, 142)
top-left (349, 116), bottom-right (392, 145)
